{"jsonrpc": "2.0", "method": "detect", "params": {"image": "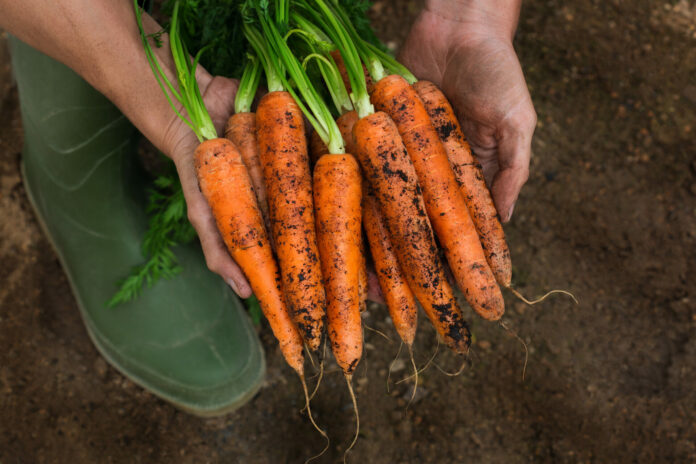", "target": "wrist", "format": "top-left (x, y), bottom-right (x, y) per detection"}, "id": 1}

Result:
top-left (424, 0), bottom-right (521, 42)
